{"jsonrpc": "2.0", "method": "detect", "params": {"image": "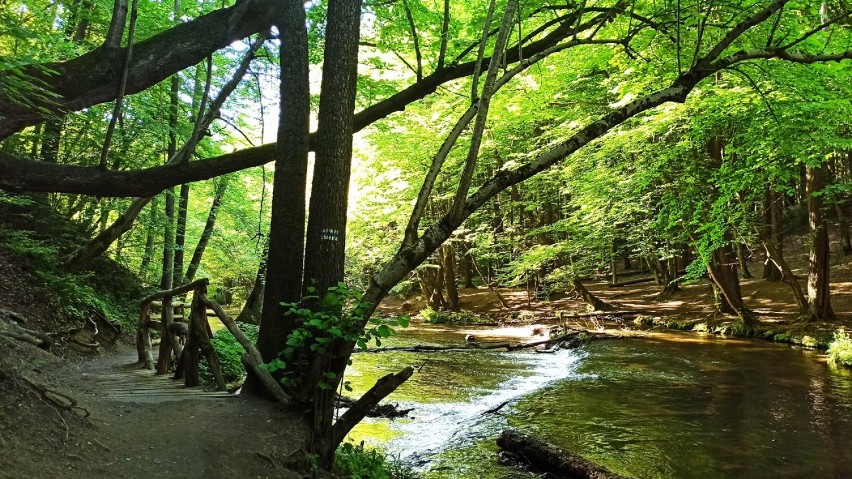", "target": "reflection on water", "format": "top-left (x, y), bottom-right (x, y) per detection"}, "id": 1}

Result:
top-left (346, 329), bottom-right (852, 478)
